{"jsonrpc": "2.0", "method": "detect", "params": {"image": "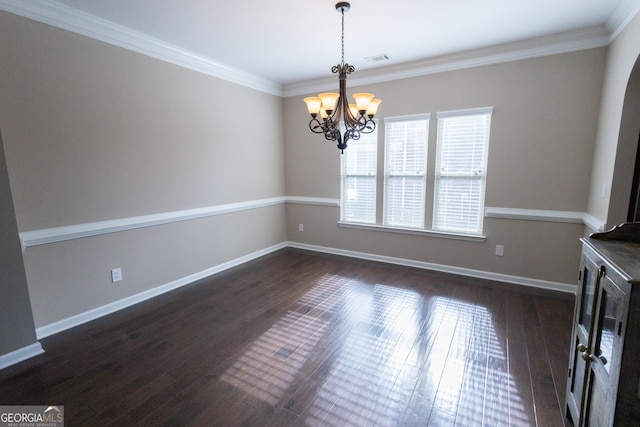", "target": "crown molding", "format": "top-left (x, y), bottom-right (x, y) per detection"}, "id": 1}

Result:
top-left (0, 0), bottom-right (283, 96)
top-left (1, 0), bottom-right (637, 99)
top-left (284, 27), bottom-right (611, 96)
top-left (607, 0), bottom-right (640, 40)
